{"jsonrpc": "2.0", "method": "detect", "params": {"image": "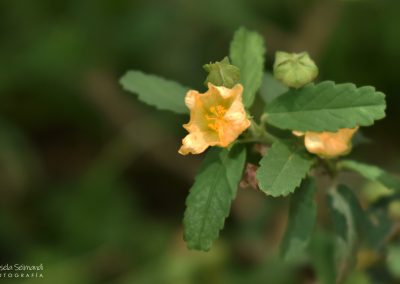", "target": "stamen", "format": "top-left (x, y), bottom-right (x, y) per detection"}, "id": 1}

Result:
top-left (207, 105), bottom-right (227, 131)
top-left (208, 123), bottom-right (219, 131)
